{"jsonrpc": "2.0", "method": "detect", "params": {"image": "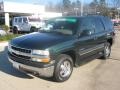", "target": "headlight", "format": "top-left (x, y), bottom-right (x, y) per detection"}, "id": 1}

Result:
top-left (32, 50), bottom-right (49, 56)
top-left (8, 43), bottom-right (12, 52)
top-left (32, 50), bottom-right (50, 63)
